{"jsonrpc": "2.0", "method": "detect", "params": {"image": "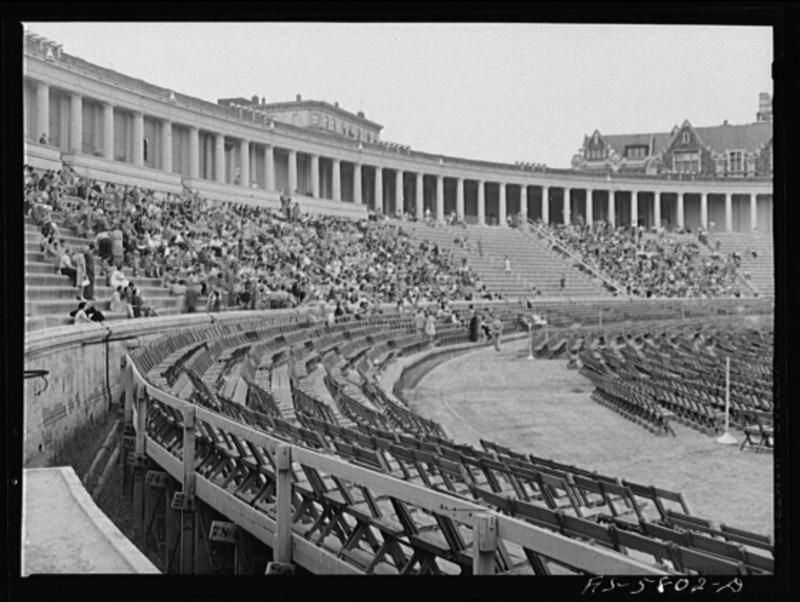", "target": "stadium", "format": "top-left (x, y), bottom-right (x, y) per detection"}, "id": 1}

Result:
top-left (19, 23), bottom-right (777, 582)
